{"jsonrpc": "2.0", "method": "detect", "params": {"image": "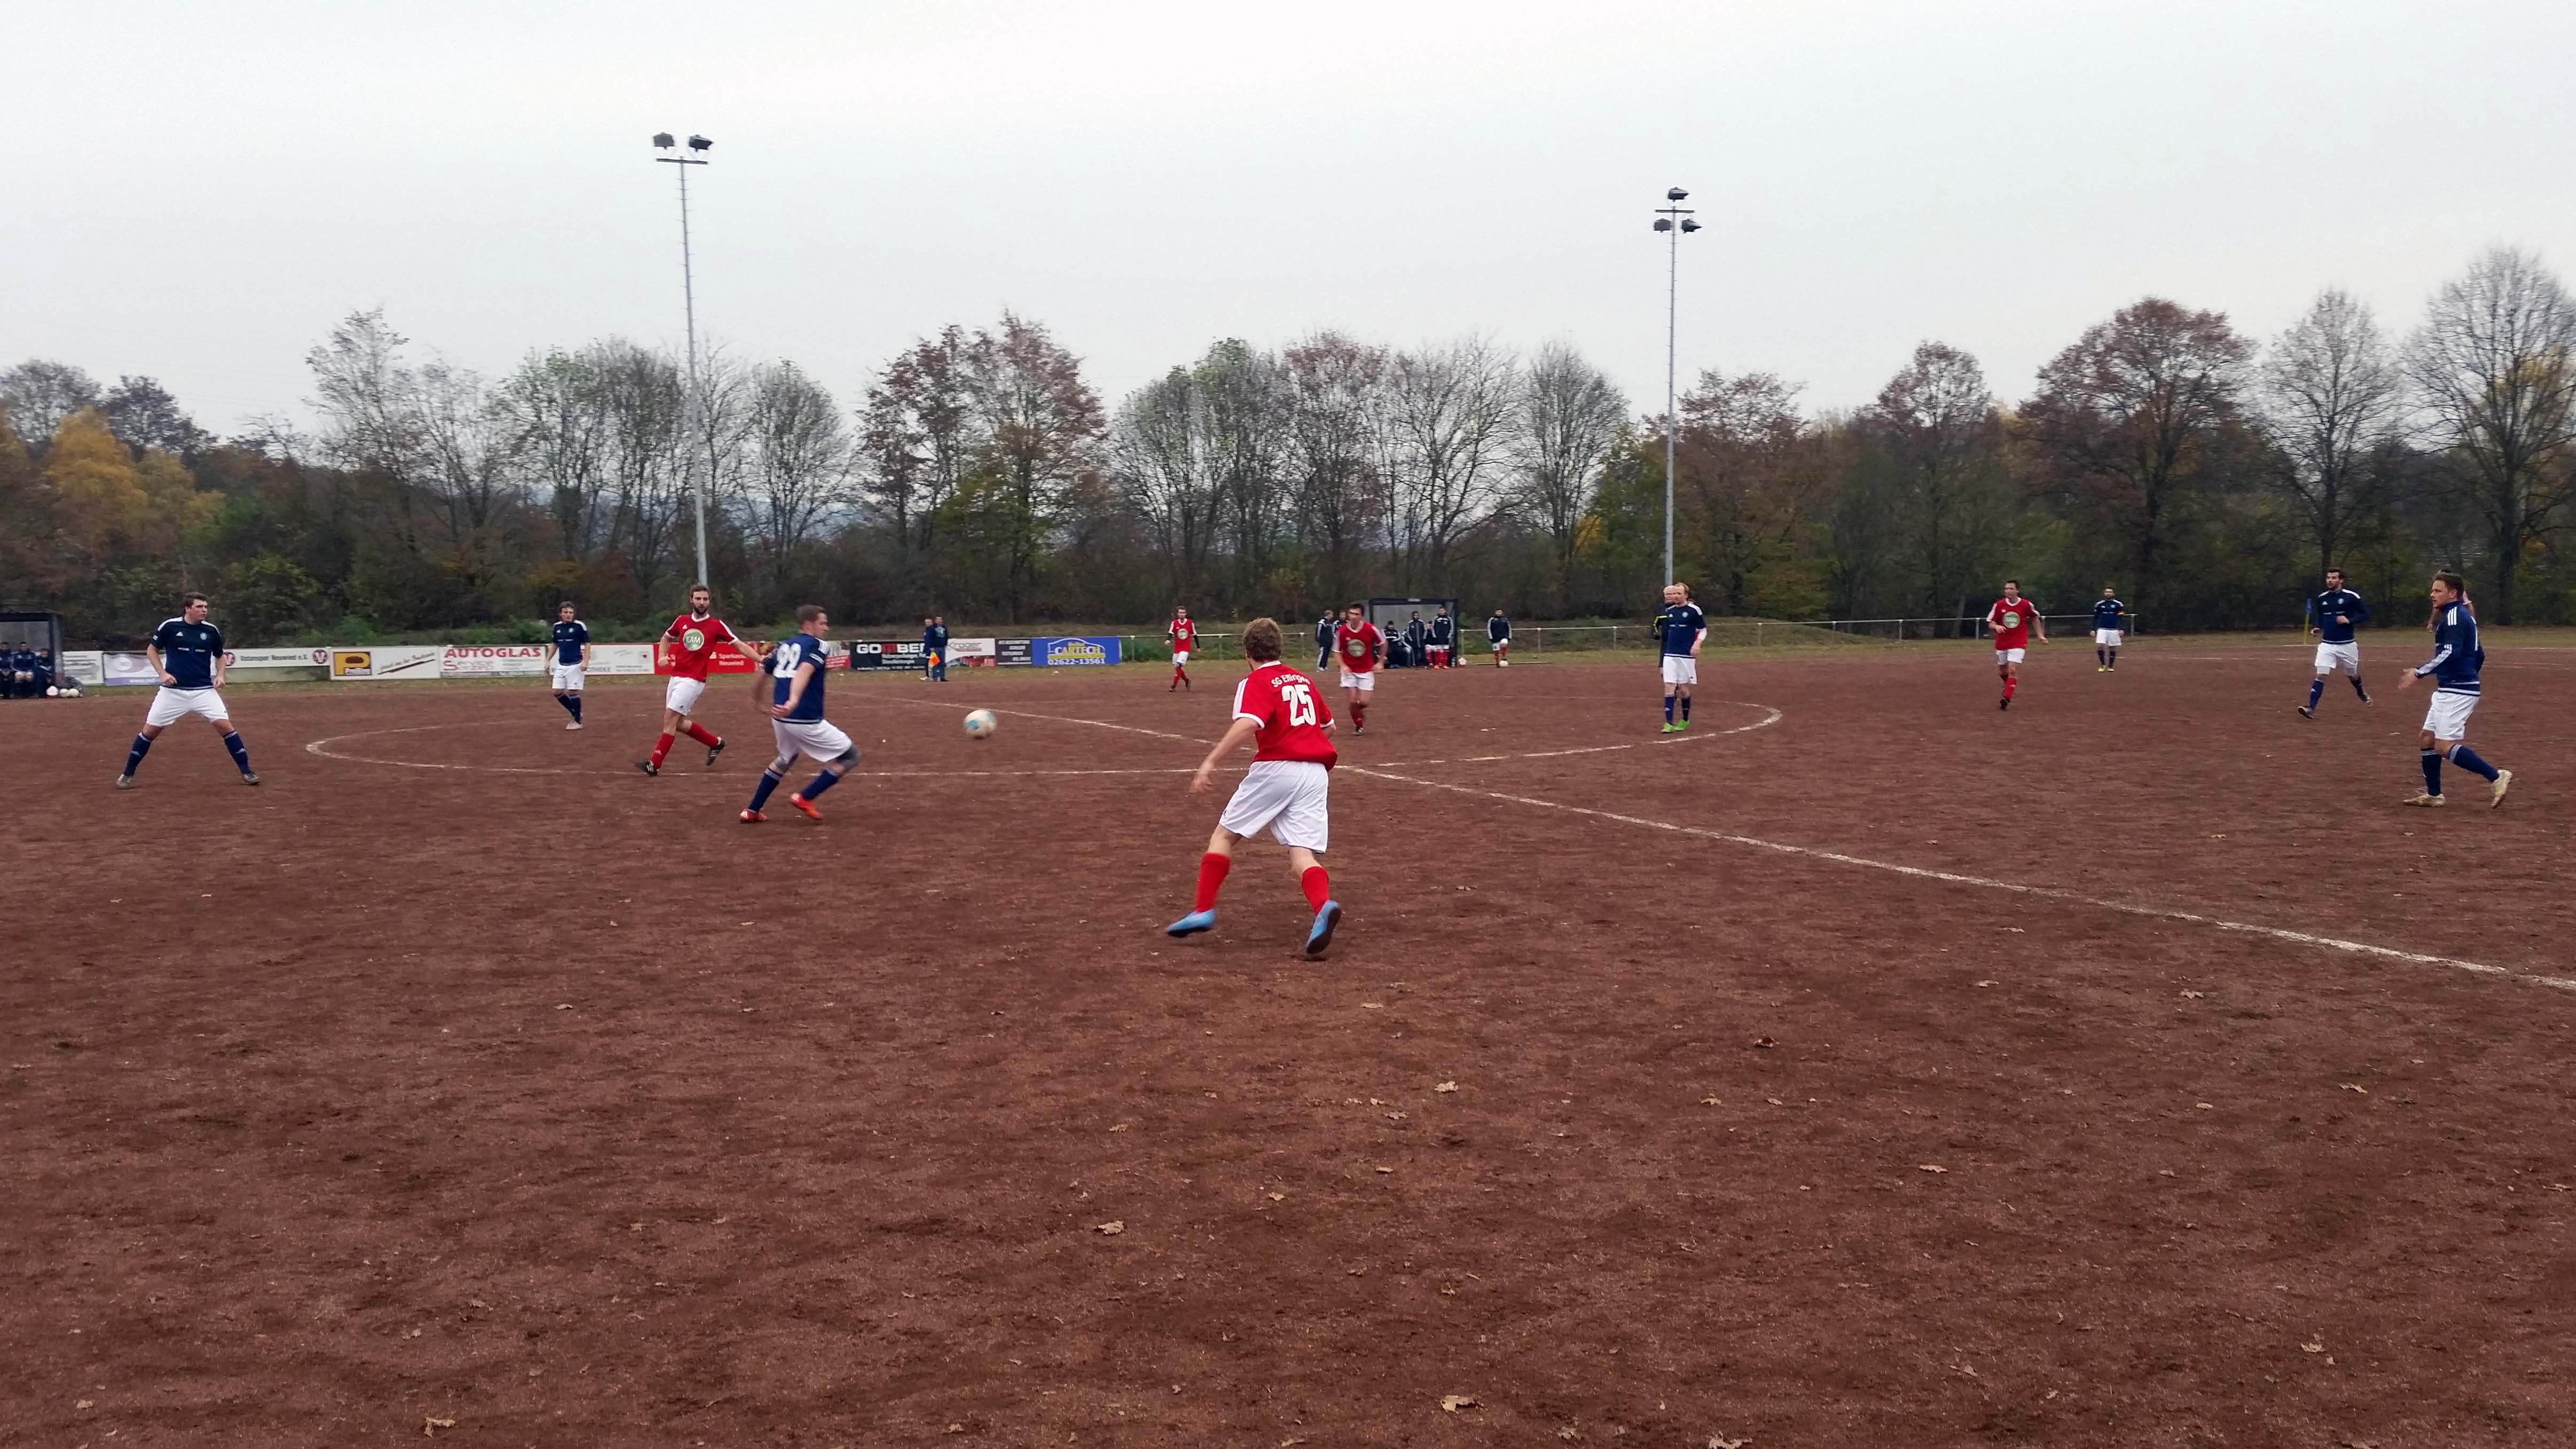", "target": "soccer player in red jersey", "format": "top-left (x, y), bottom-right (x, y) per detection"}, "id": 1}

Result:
top-left (1167, 607), bottom-right (1197, 692)
top-left (1329, 604), bottom-right (1383, 735)
top-left (1982, 578), bottom-right (2048, 710)
top-left (1164, 617), bottom-right (1343, 956)
top-left (639, 584), bottom-right (748, 776)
